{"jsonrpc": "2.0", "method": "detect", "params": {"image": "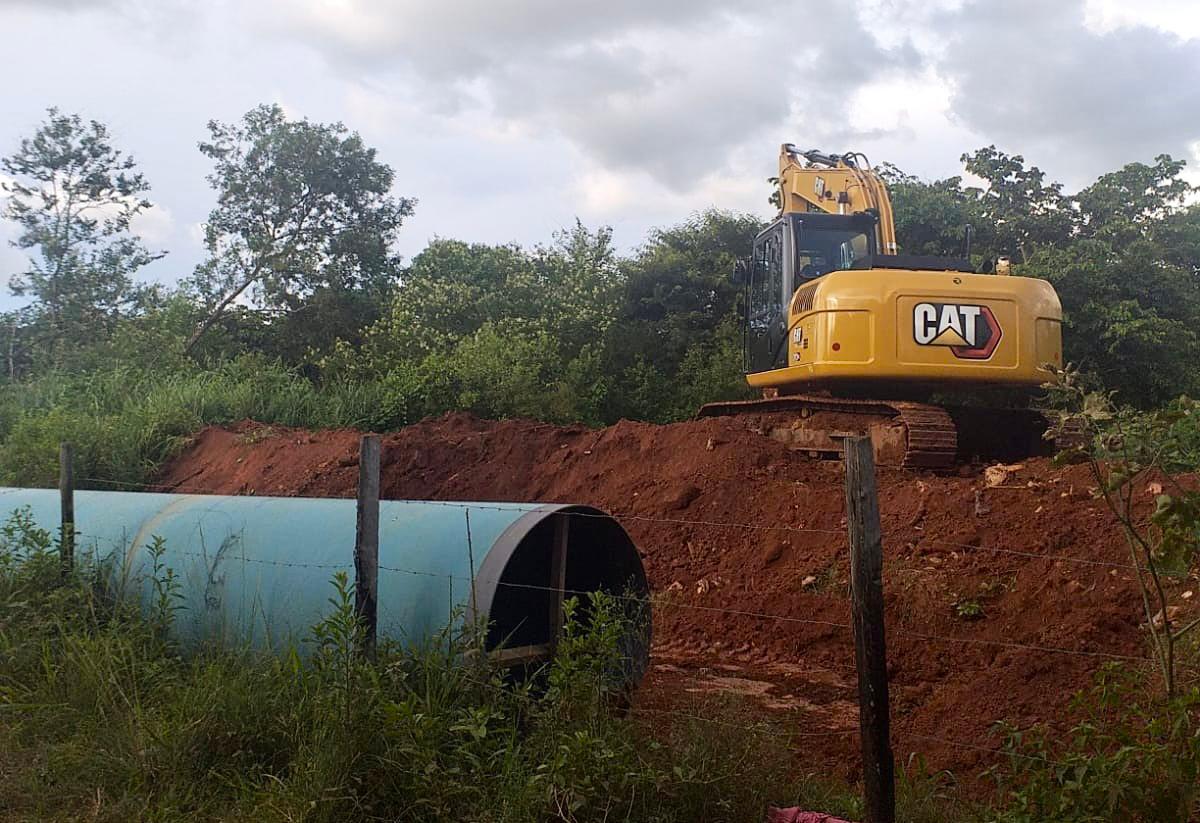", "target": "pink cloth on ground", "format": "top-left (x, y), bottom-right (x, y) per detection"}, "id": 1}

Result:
top-left (766, 808), bottom-right (854, 823)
